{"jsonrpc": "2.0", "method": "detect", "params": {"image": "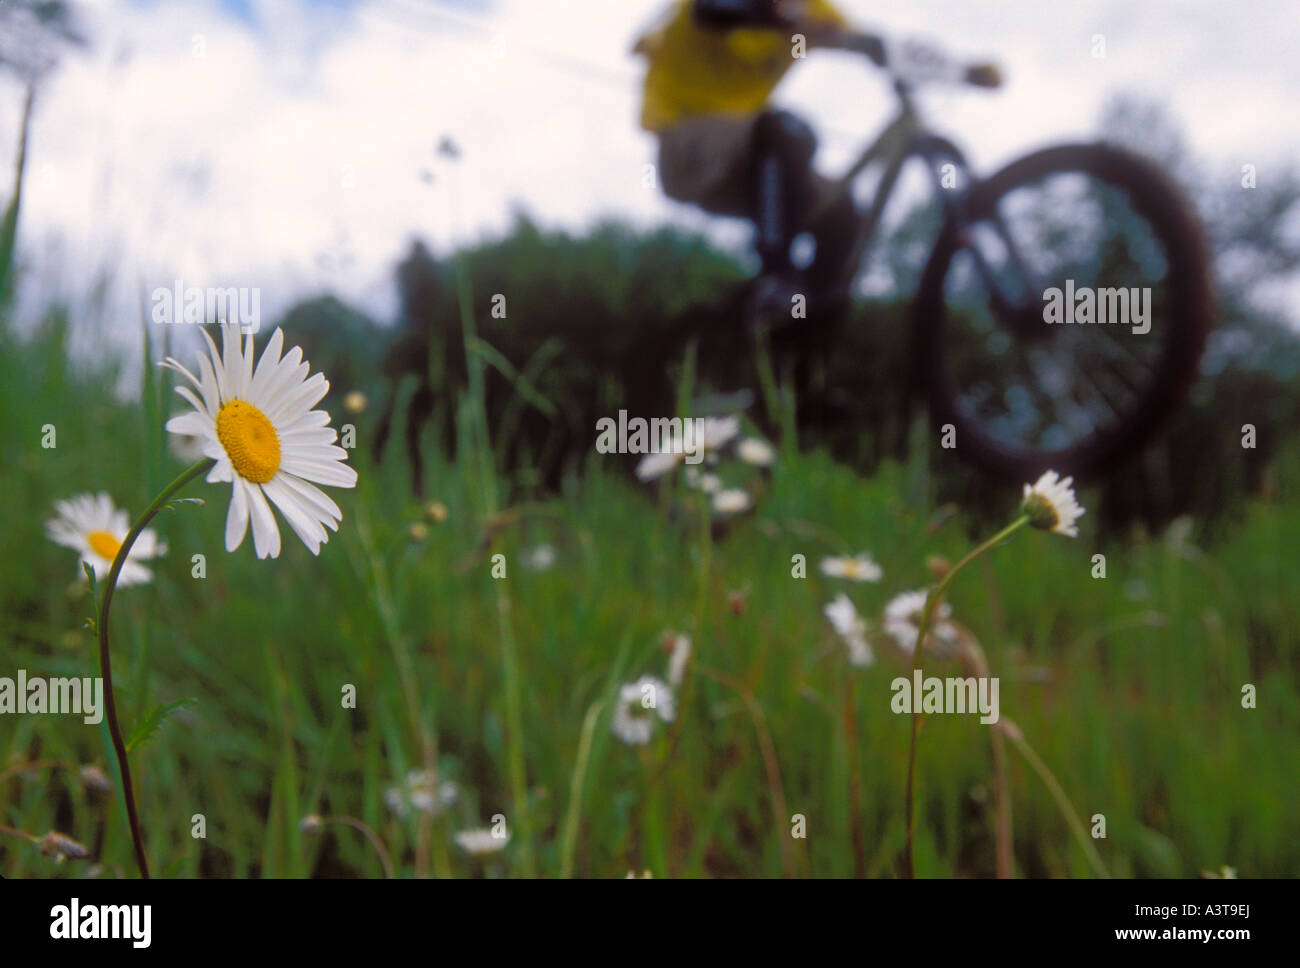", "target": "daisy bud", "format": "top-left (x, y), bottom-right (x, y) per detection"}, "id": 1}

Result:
top-left (343, 391), bottom-right (367, 414)
top-left (425, 501), bottom-right (449, 523)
